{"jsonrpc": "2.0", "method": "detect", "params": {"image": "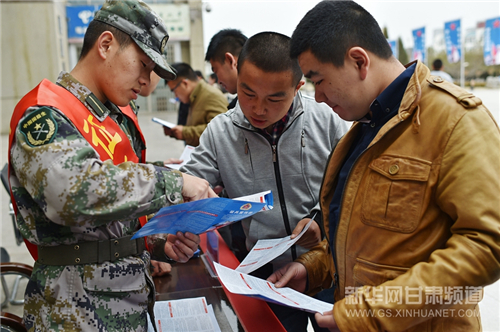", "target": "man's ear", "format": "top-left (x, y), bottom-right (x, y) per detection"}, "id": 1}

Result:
top-left (96, 31), bottom-right (115, 60)
top-left (294, 80), bottom-right (305, 95)
top-left (225, 52), bottom-right (238, 70)
top-left (347, 47), bottom-right (370, 80)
